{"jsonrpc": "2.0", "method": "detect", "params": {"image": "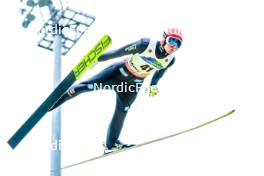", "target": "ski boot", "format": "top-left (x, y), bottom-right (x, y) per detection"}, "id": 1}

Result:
top-left (103, 140), bottom-right (135, 154)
